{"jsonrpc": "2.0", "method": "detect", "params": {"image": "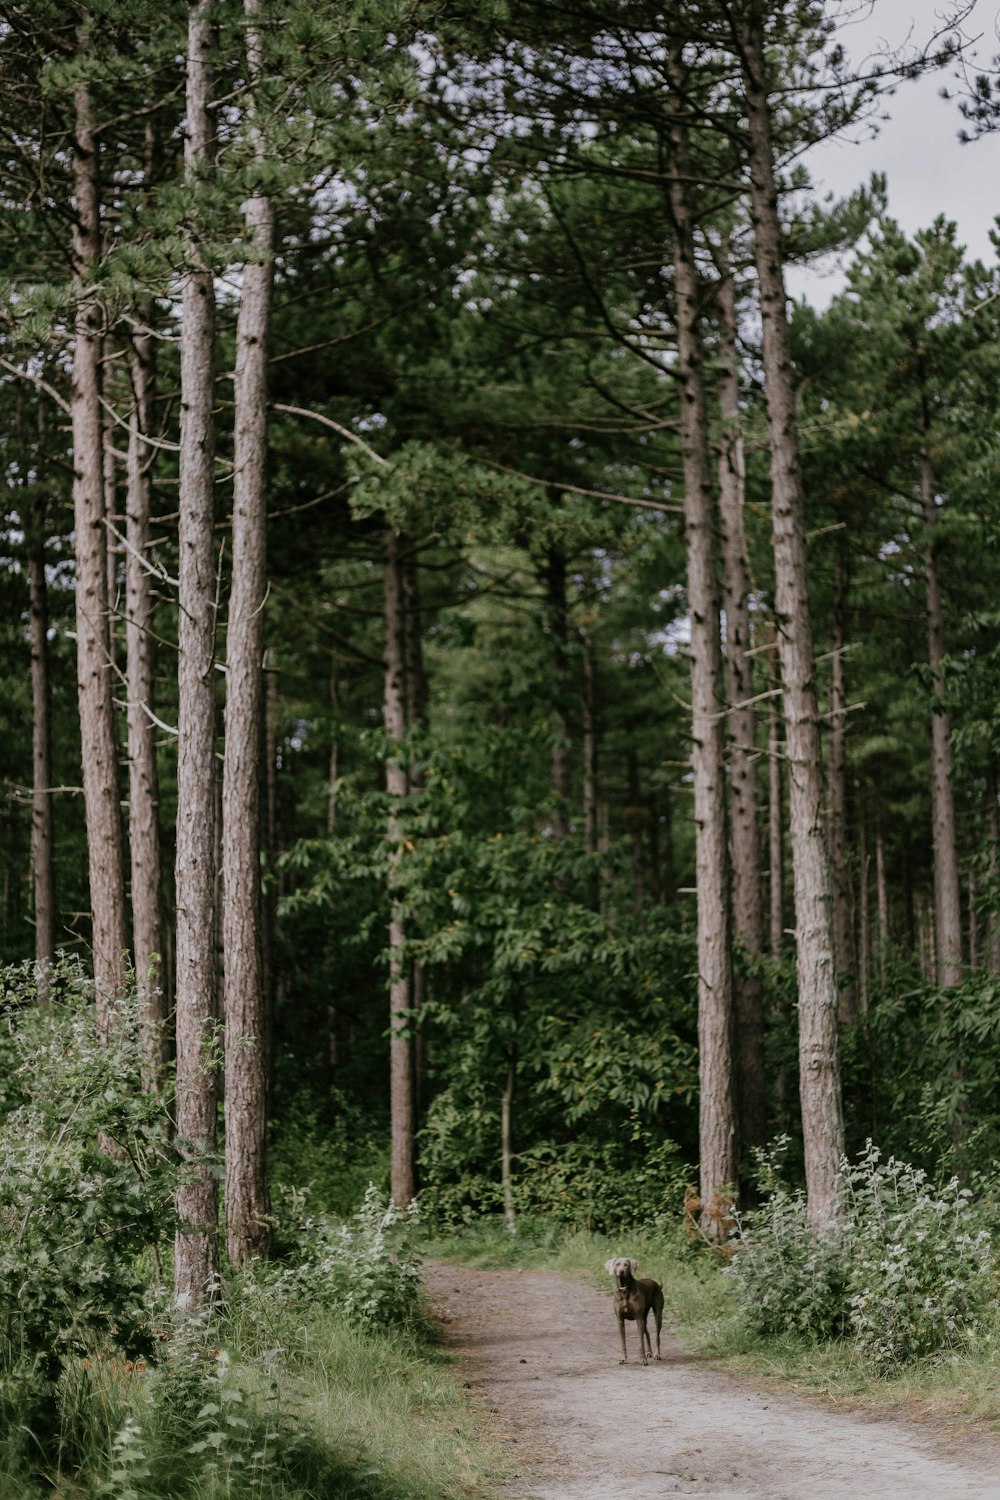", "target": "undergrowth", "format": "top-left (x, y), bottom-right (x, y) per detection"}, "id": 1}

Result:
top-left (0, 961), bottom-right (507, 1499)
